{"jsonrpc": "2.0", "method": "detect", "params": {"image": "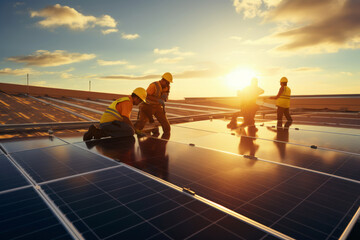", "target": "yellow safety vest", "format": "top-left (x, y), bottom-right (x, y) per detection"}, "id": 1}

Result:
top-left (146, 81), bottom-right (162, 105)
top-left (100, 97), bottom-right (130, 123)
top-left (276, 86), bottom-right (291, 108)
